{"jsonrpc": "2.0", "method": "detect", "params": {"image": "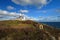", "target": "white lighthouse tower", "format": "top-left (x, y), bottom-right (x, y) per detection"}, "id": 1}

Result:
top-left (16, 13), bottom-right (25, 21)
